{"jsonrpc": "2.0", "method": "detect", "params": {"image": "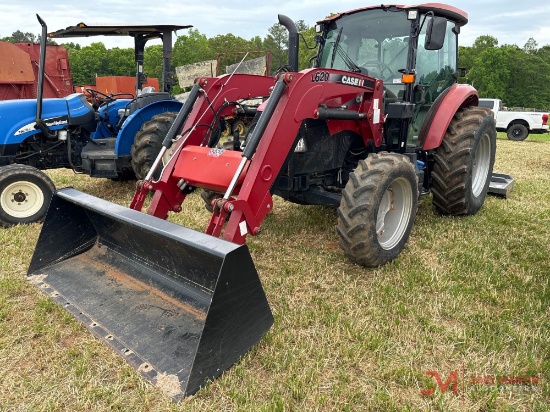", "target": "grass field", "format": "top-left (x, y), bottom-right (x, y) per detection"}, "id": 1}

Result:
top-left (0, 132), bottom-right (548, 411)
